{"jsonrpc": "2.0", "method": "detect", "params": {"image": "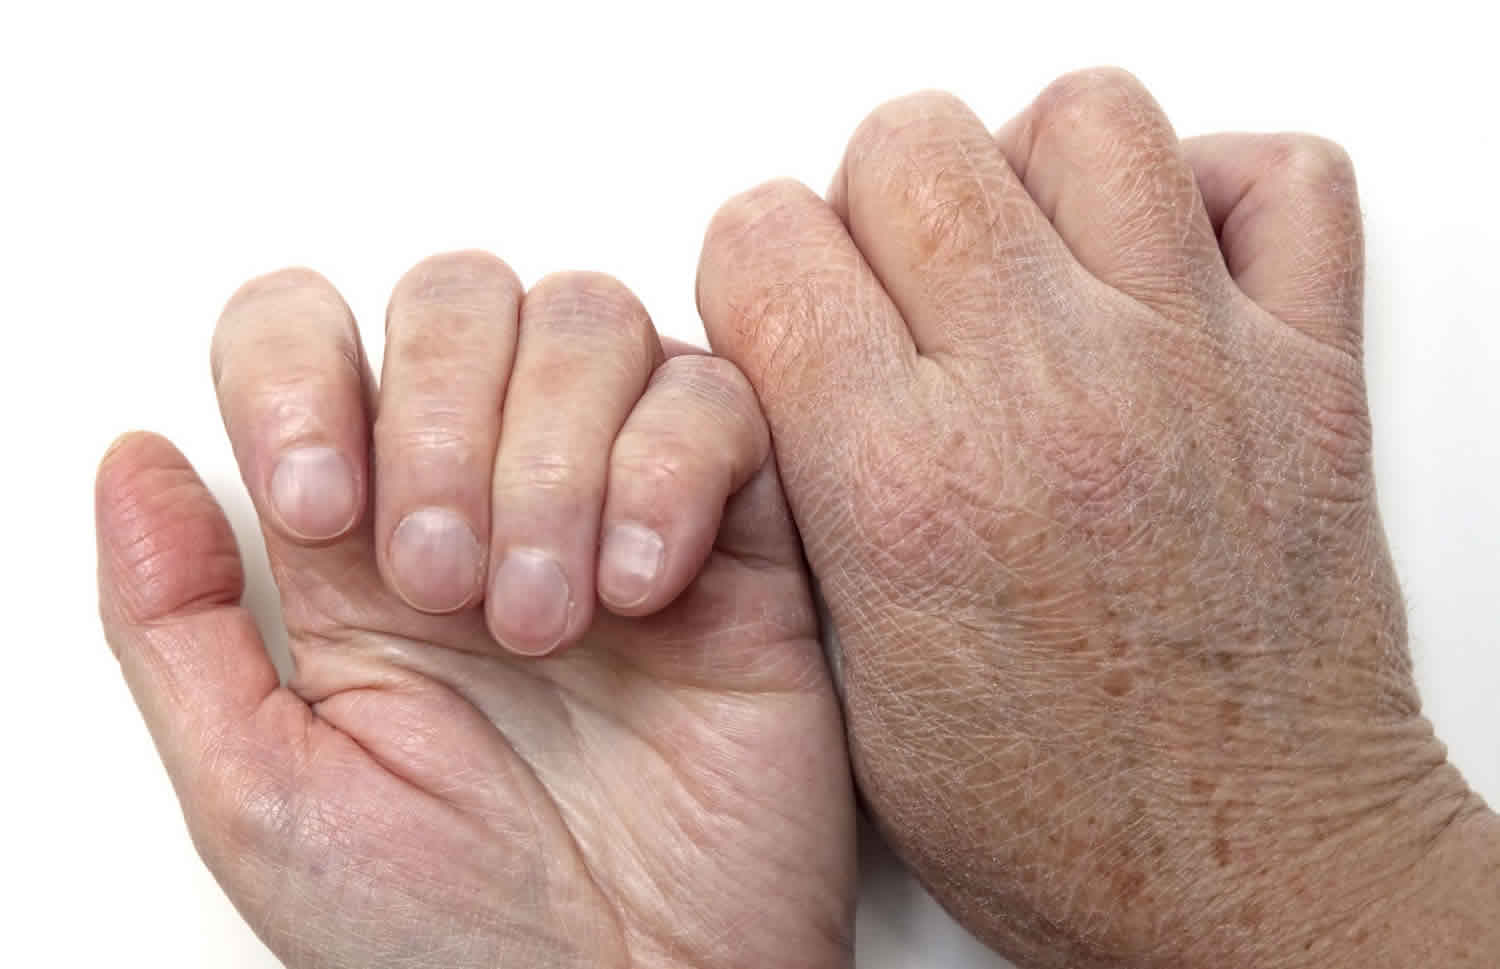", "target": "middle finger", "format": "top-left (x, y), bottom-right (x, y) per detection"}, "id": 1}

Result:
top-left (485, 271), bottom-right (661, 656)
